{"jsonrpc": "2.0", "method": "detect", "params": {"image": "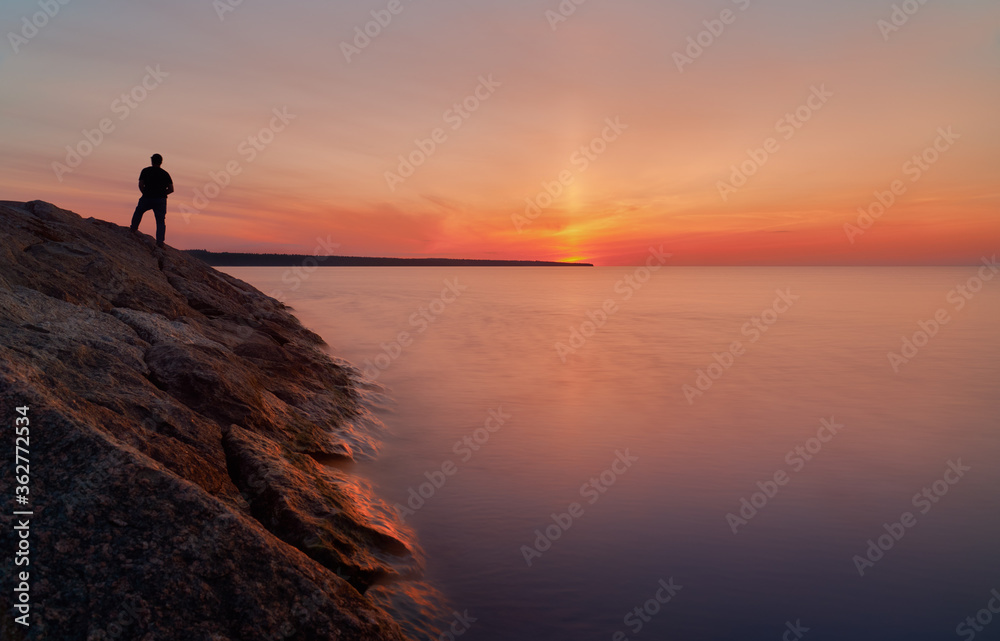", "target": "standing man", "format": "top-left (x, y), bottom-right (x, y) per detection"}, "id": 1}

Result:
top-left (130, 153), bottom-right (174, 248)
